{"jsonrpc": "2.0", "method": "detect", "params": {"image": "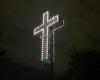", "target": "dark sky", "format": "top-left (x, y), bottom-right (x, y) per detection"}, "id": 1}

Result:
top-left (0, 0), bottom-right (100, 75)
